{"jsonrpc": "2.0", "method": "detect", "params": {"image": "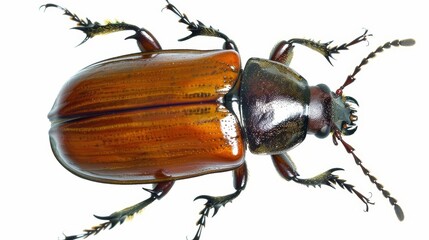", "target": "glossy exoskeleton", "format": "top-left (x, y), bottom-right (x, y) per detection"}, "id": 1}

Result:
top-left (42, 1), bottom-right (415, 240)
